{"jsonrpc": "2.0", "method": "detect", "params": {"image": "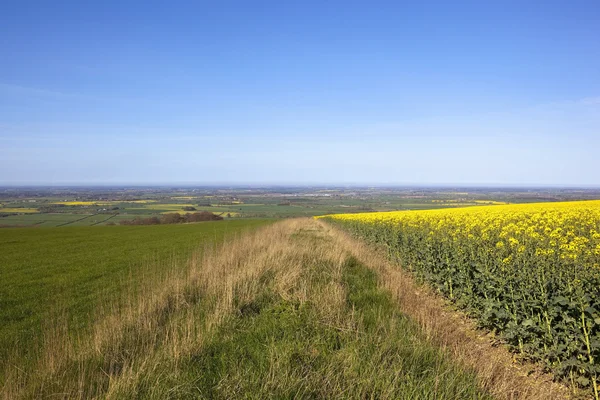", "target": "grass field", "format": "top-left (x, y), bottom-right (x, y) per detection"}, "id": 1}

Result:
top-left (0, 219), bottom-right (271, 372)
top-left (0, 213), bottom-right (86, 226)
top-left (0, 213), bottom-right (159, 227)
top-left (0, 208), bottom-right (39, 213)
top-left (131, 203), bottom-right (198, 211)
